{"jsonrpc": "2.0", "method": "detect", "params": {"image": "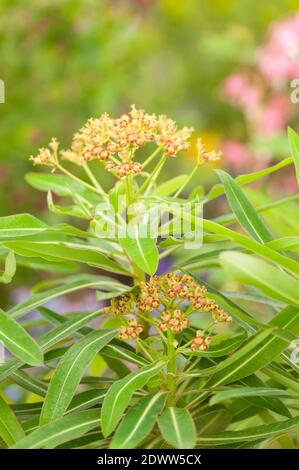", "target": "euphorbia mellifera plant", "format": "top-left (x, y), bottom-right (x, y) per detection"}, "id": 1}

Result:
top-left (0, 107), bottom-right (299, 449)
